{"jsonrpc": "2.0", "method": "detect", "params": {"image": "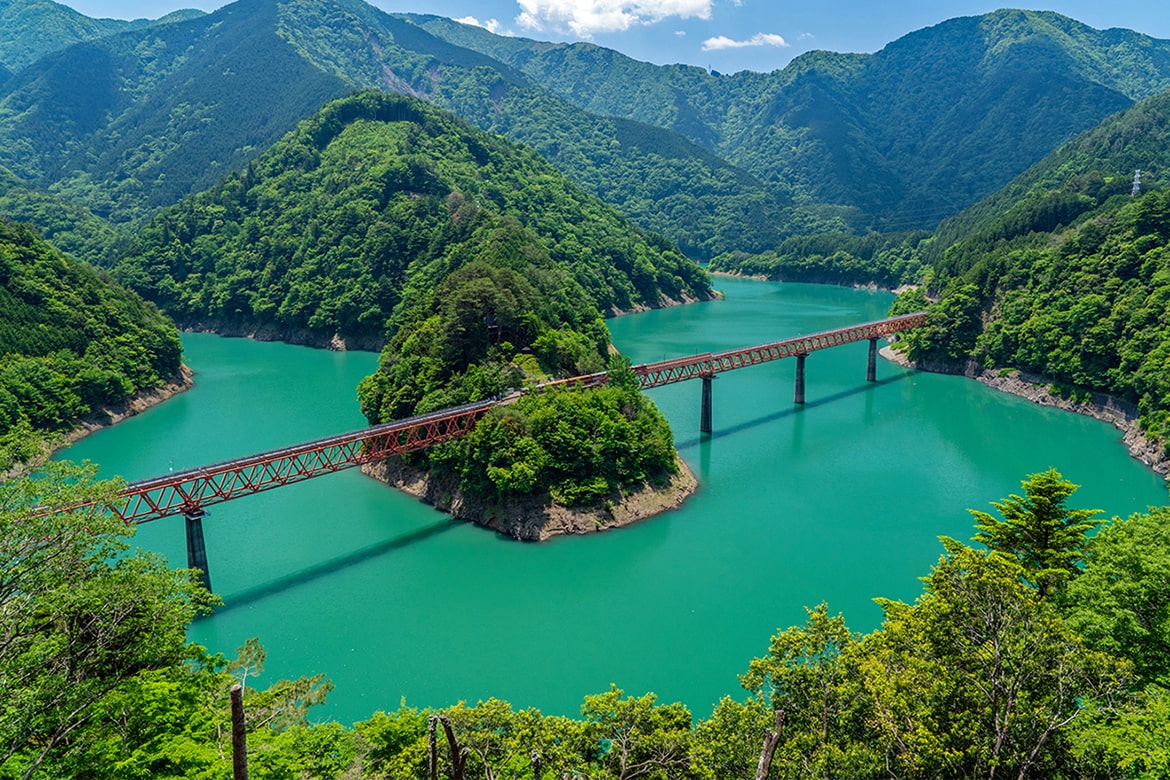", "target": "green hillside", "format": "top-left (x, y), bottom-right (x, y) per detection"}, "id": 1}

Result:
top-left (891, 90), bottom-right (1170, 443)
top-left (0, 219), bottom-right (182, 470)
top-left (114, 90), bottom-right (709, 348)
top-left (420, 10), bottom-right (1170, 230)
top-left (0, 0), bottom-right (203, 72)
top-left (0, 0), bottom-right (789, 260)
